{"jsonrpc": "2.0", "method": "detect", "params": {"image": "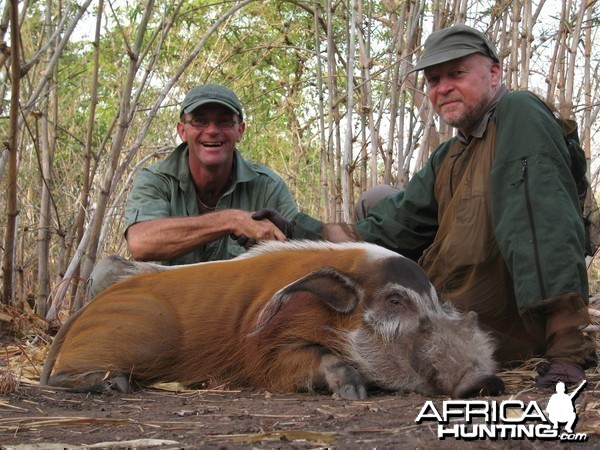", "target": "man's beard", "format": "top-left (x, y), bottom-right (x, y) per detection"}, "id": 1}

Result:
top-left (442, 90), bottom-right (494, 132)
